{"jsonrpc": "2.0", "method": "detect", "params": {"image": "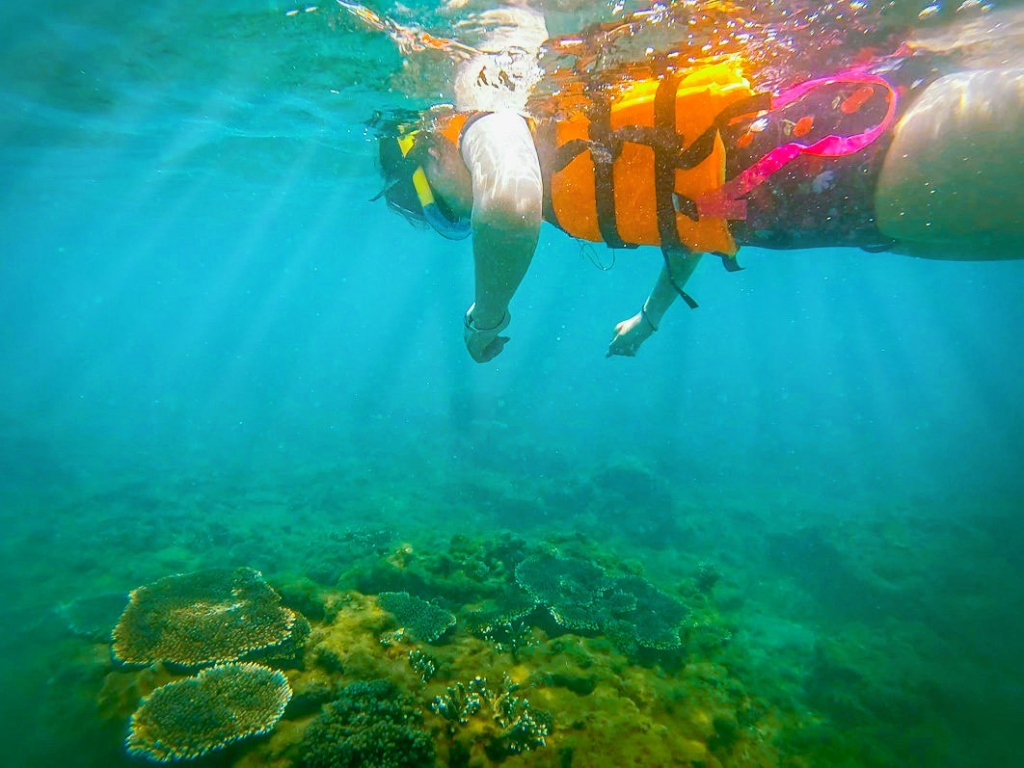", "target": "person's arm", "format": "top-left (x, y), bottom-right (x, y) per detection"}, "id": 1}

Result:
top-left (463, 206), bottom-right (539, 362)
top-left (607, 251), bottom-right (702, 358)
top-left (460, 112), bottom-right (543, 362)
